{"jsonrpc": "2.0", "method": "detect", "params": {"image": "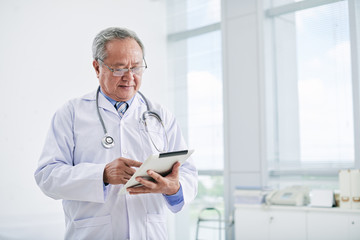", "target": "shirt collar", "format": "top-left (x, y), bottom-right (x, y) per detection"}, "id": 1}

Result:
top-left (99, 88), bottom-right (134, 107)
